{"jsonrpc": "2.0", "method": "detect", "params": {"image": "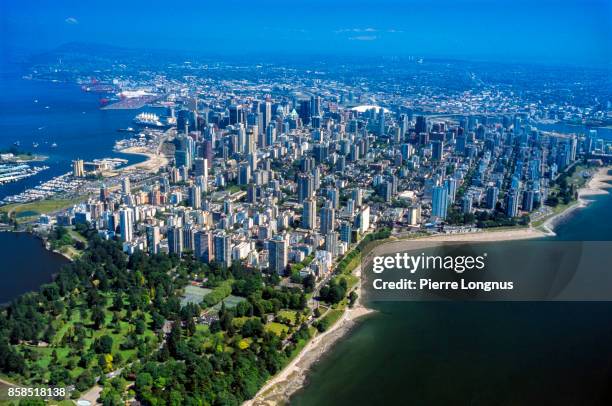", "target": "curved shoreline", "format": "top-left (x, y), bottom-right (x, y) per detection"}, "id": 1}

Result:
top-left (245, 267), bottom-right (374, 406)
top-left (244, 166), bottom-right (612, 406)
top-left (116, 146), bottom-right (168, 174)
top-left (541, 166), bottom-right (612, 234)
